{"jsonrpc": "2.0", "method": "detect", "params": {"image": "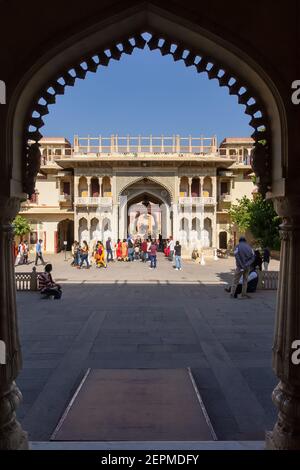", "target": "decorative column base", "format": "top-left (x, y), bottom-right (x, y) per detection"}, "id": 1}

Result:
top-left (265, 381), bottom-right (300, 450)
top-left (0, 382), bottom-right (28, 450)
